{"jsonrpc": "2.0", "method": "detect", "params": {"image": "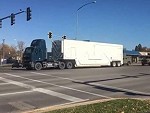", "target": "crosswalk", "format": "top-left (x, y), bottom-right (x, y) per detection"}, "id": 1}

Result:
top-left (0, 72), bottom-right (109, 113)
top-left (0, 70), bottom-right (149, 113)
